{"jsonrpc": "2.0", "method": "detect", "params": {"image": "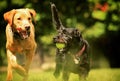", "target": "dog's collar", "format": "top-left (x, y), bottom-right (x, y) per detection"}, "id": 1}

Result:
top-left (76, 43), bottom-right (86, 57)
